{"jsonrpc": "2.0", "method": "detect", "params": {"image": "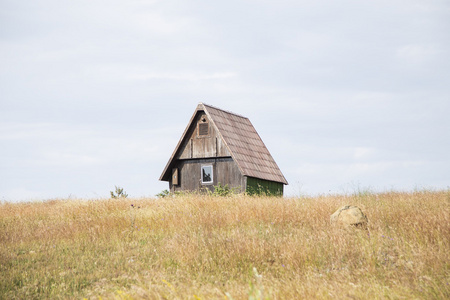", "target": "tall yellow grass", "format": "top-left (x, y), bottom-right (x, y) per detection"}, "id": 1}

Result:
top-left (1, 190), bottom-right (449, 299)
